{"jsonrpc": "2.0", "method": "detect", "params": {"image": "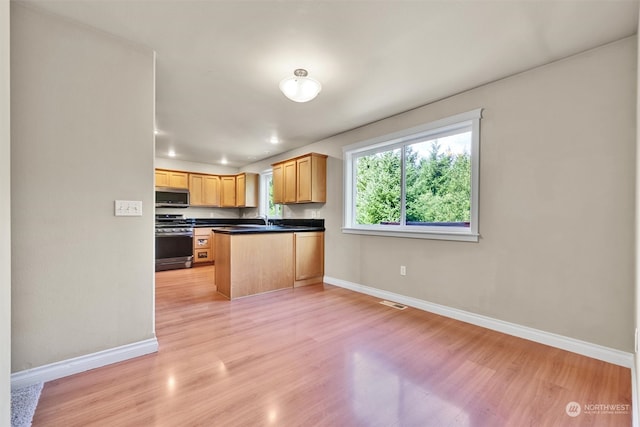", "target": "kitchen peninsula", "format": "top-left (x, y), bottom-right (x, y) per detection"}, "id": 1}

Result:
top-left (213, 220), bottom-right (325, 299)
